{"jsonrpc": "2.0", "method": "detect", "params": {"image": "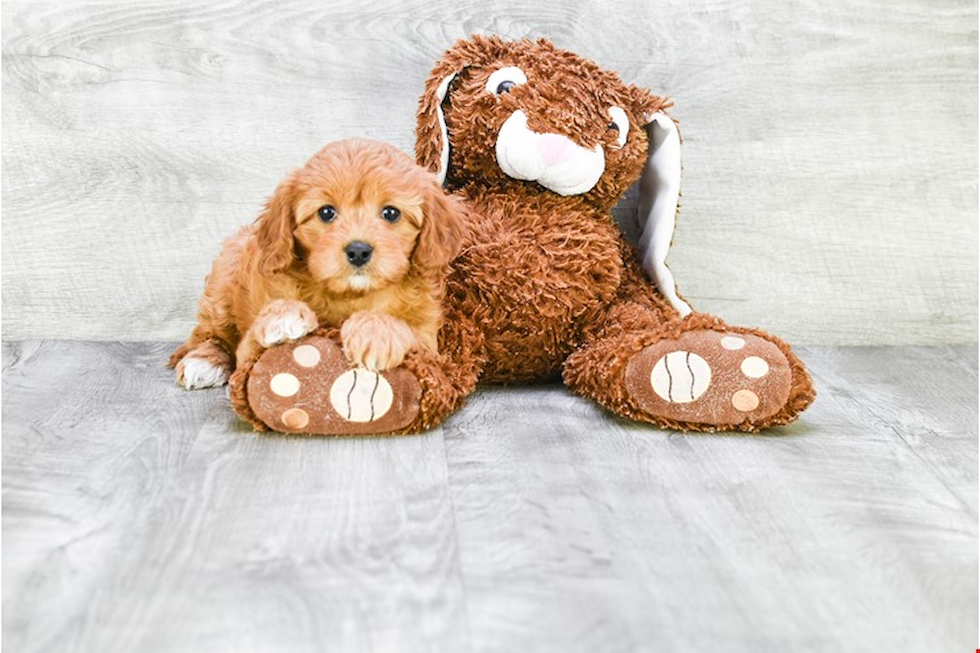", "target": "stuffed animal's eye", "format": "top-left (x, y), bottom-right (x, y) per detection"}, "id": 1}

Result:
top-left (317, 205), bottom-right (337, 222)
top-left (607, 107), bottom-right (630, 148)
top-left (381, 206), bottom-right (401, 223)
top-left (485, 66), bottom-right (528, 96)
